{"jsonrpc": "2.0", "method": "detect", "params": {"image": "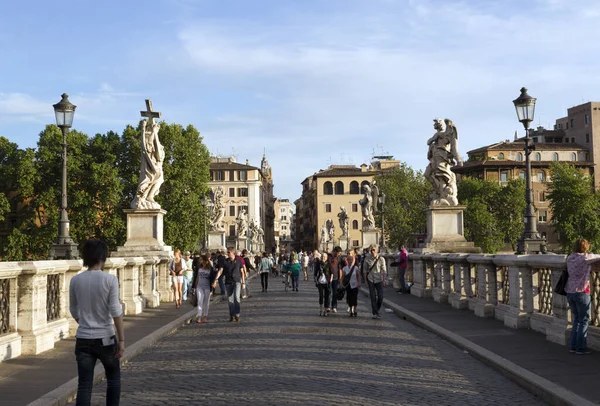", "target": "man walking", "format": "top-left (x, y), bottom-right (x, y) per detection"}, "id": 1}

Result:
top-left (363, 244), bottom-right (387, 319)
top-left (214, 247), bottom-right (245, 322)
top-left (69, 239), bottom-right (124, 405)
top-left (397, 245), bottom-right (409, 293)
